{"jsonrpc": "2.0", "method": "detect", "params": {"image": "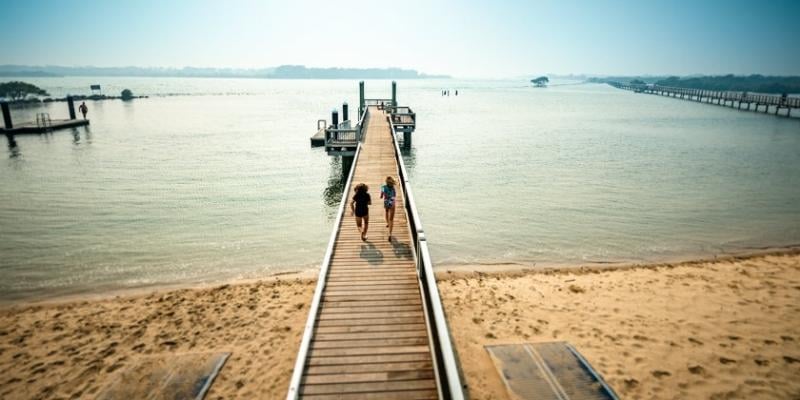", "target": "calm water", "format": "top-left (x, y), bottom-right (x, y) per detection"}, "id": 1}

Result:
top-left (1, 78), bottom-right (799, 301)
